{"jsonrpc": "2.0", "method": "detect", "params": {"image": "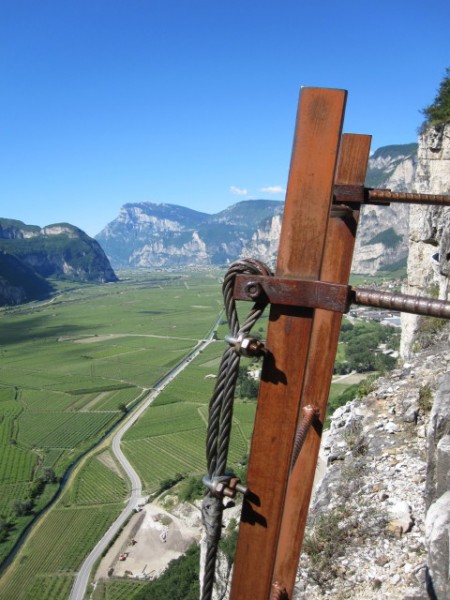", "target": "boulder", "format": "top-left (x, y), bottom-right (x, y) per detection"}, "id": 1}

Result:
top-left (425, 490), bottom-right (450, 599)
